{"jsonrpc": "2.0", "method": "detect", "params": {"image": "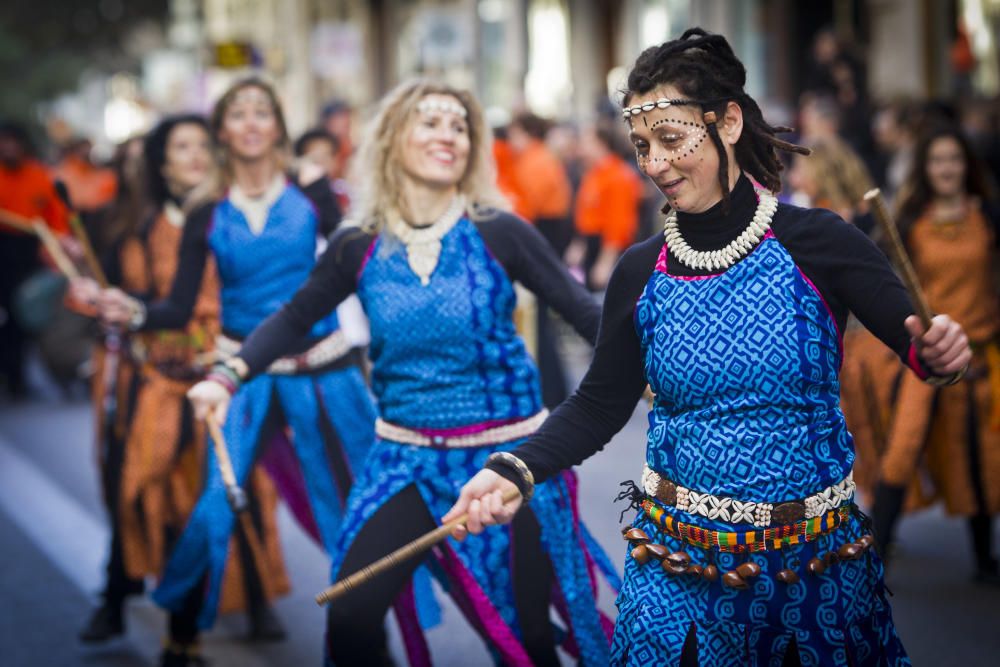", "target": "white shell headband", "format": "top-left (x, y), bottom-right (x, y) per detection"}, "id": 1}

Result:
top-left (417, 98), bottom-right (468, 118)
